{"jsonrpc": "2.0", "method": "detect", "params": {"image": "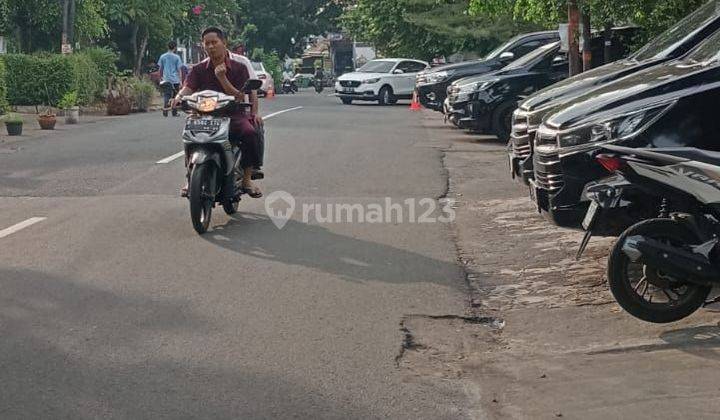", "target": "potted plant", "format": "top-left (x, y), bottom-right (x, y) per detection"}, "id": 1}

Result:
top-left (3, 113), bottom-right (23, 136)
top-left (37, 108), bottom-right (57, 130)
top-left (58, 91), bottom-right (80, 124)
top-left (106, 75), bottom-right (132, 116)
